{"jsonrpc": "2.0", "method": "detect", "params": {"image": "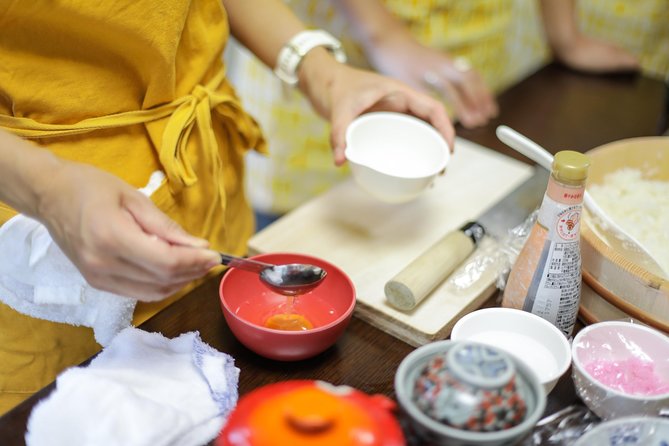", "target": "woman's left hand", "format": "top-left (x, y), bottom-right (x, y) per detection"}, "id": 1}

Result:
top-left (298, 48), bottom-right (456, 165)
